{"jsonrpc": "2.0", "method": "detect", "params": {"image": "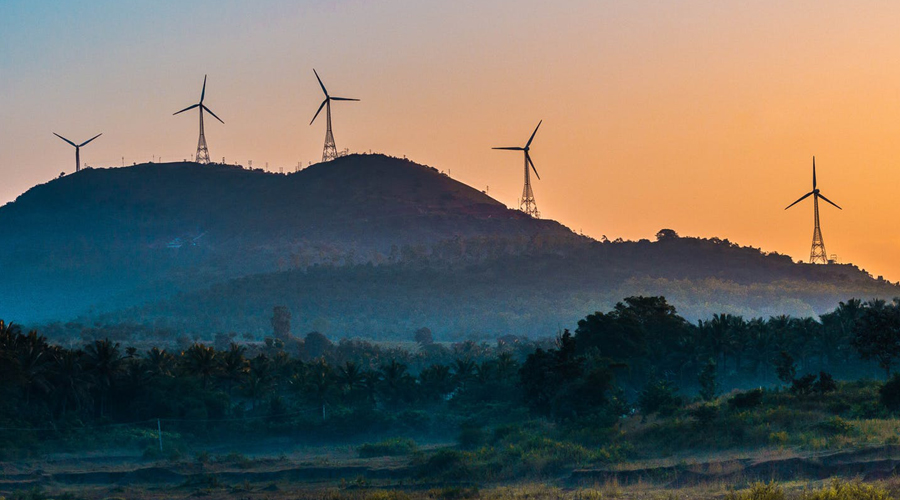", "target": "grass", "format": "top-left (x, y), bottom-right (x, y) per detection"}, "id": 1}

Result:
top-left (358, 438), bottom-right (418, 458)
